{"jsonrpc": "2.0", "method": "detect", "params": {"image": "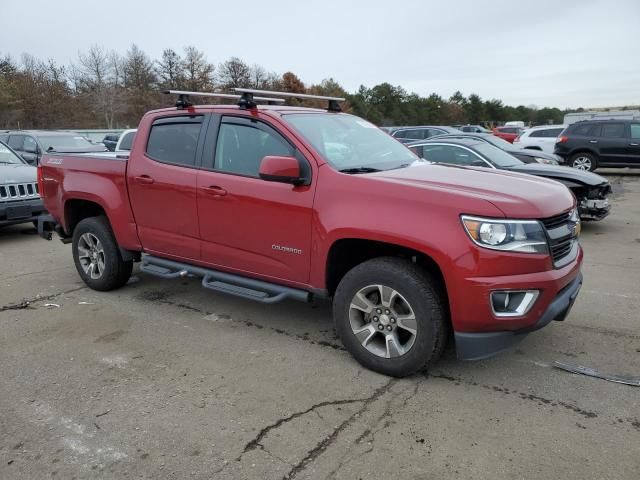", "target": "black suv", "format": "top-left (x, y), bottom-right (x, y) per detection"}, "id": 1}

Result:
top-left (383, 125), bottom-right (460, 143)
top-left (555, 120), bottom-right (640, 171)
